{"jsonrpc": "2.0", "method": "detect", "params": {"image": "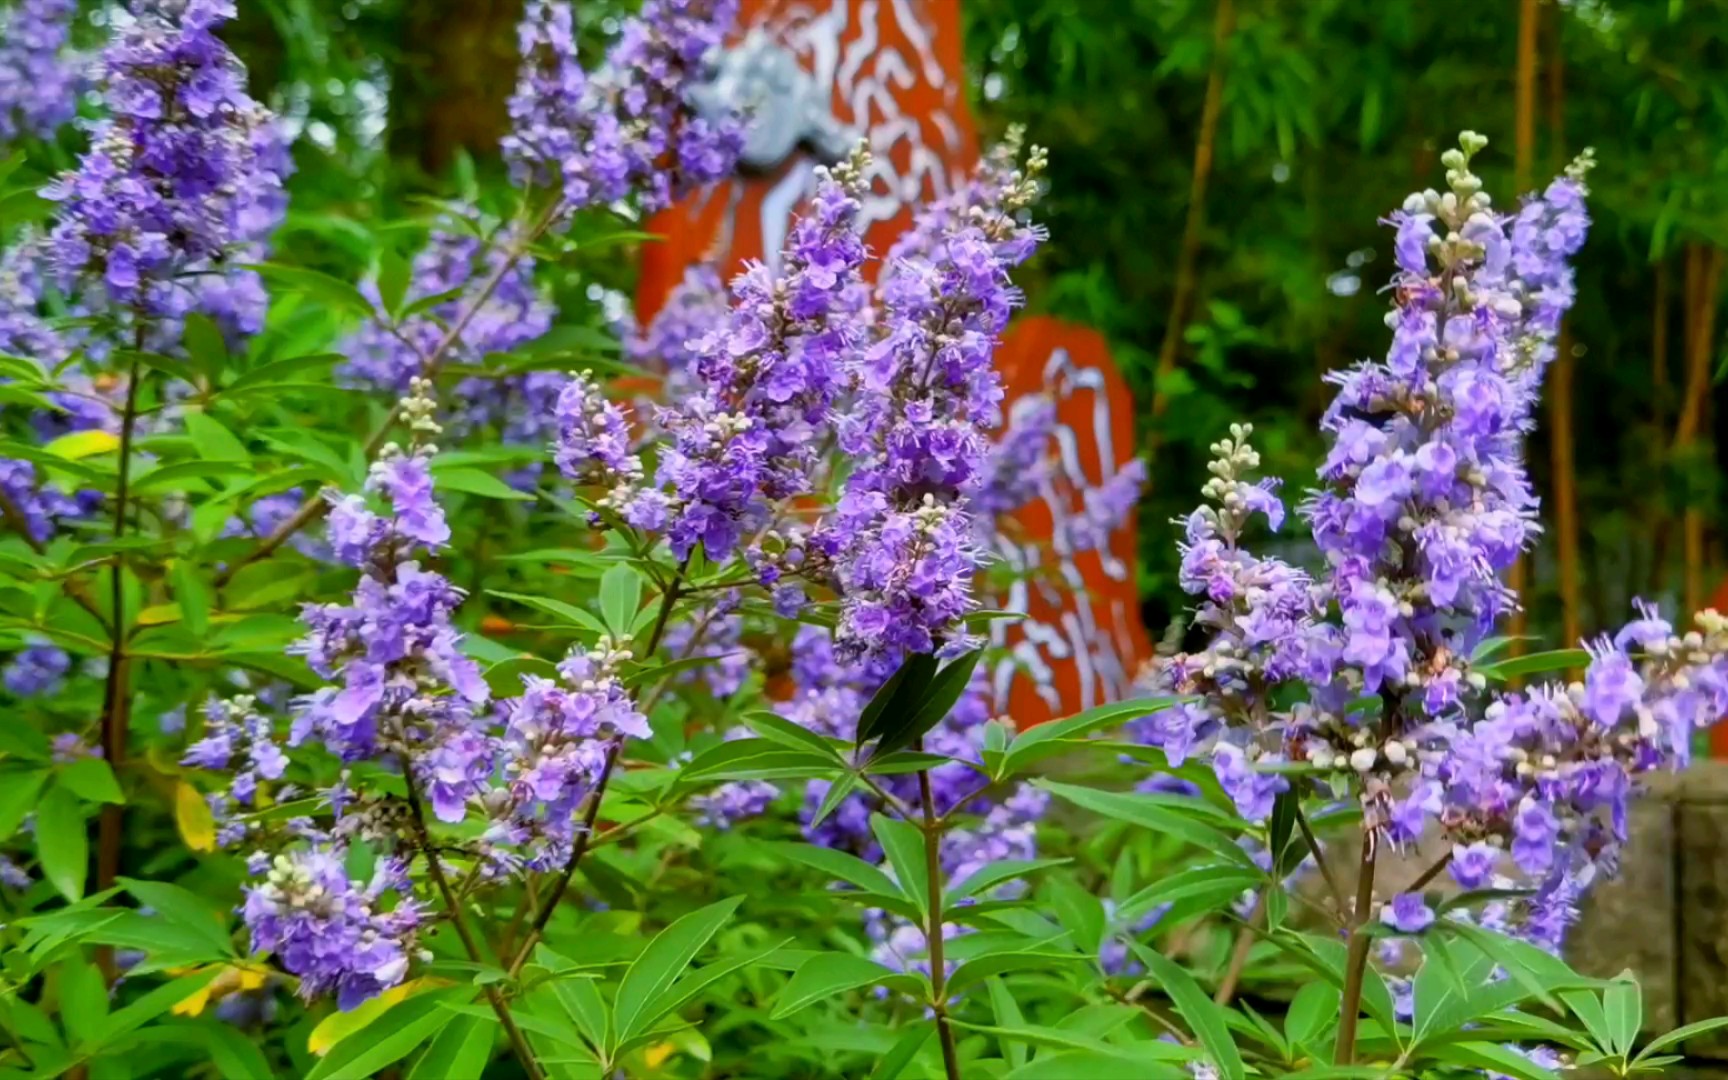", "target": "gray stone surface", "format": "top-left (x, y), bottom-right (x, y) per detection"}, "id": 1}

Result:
top-left (1568, 794), bottom-right (1678, 1031)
